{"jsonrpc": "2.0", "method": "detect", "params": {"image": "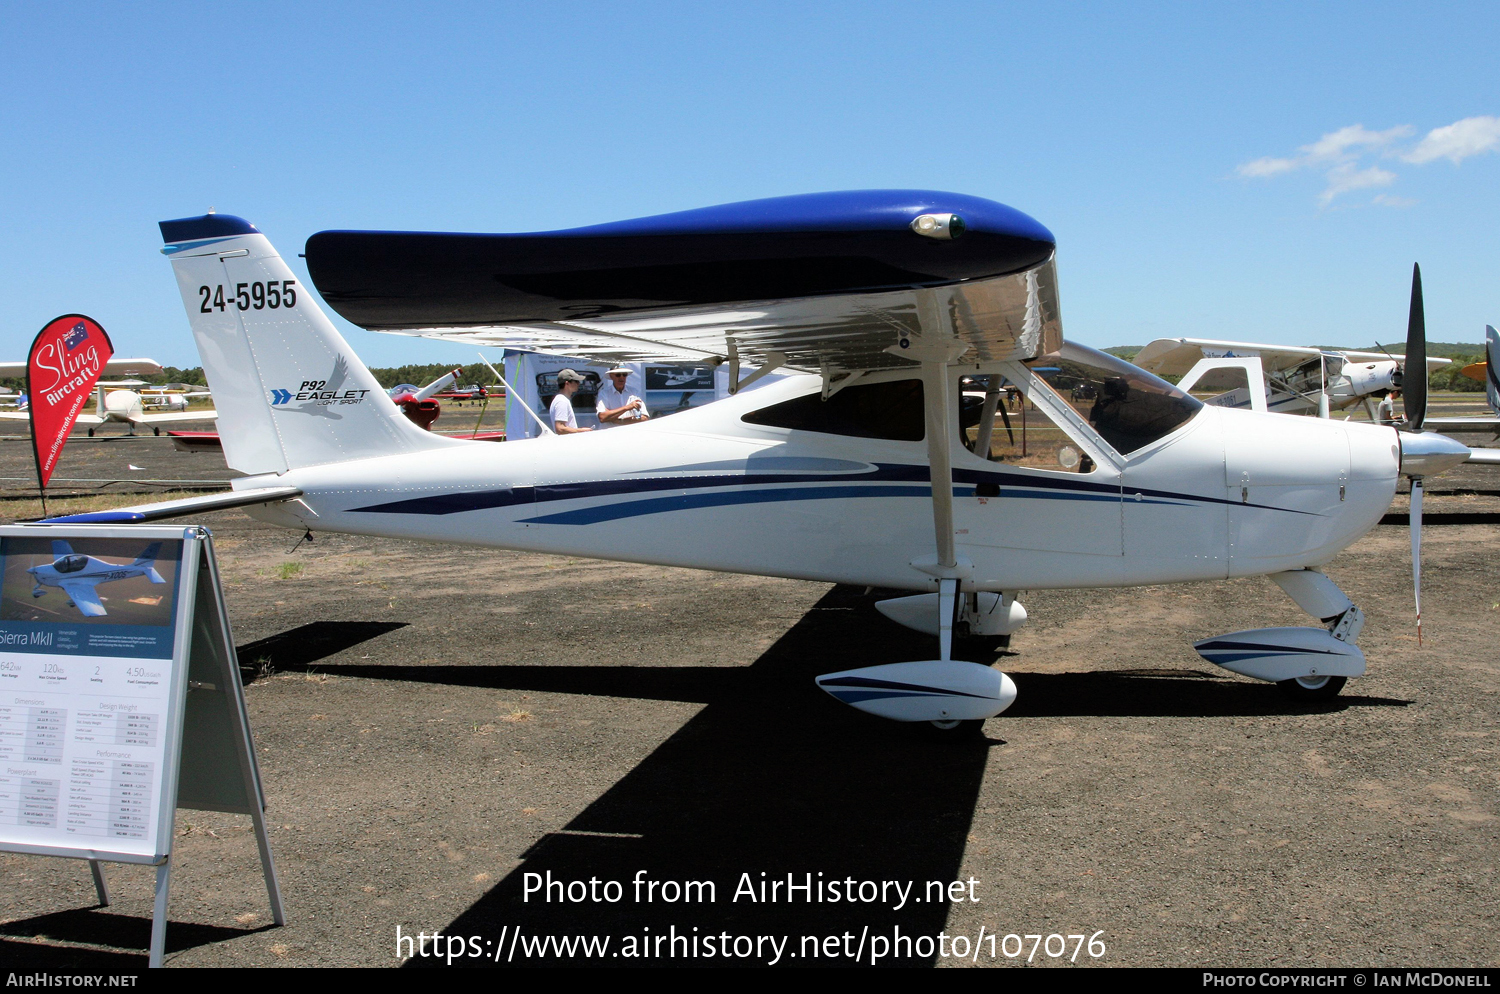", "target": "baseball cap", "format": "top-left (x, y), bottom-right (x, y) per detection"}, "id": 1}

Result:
top-left (557, 369), bottom-right (585, 384)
